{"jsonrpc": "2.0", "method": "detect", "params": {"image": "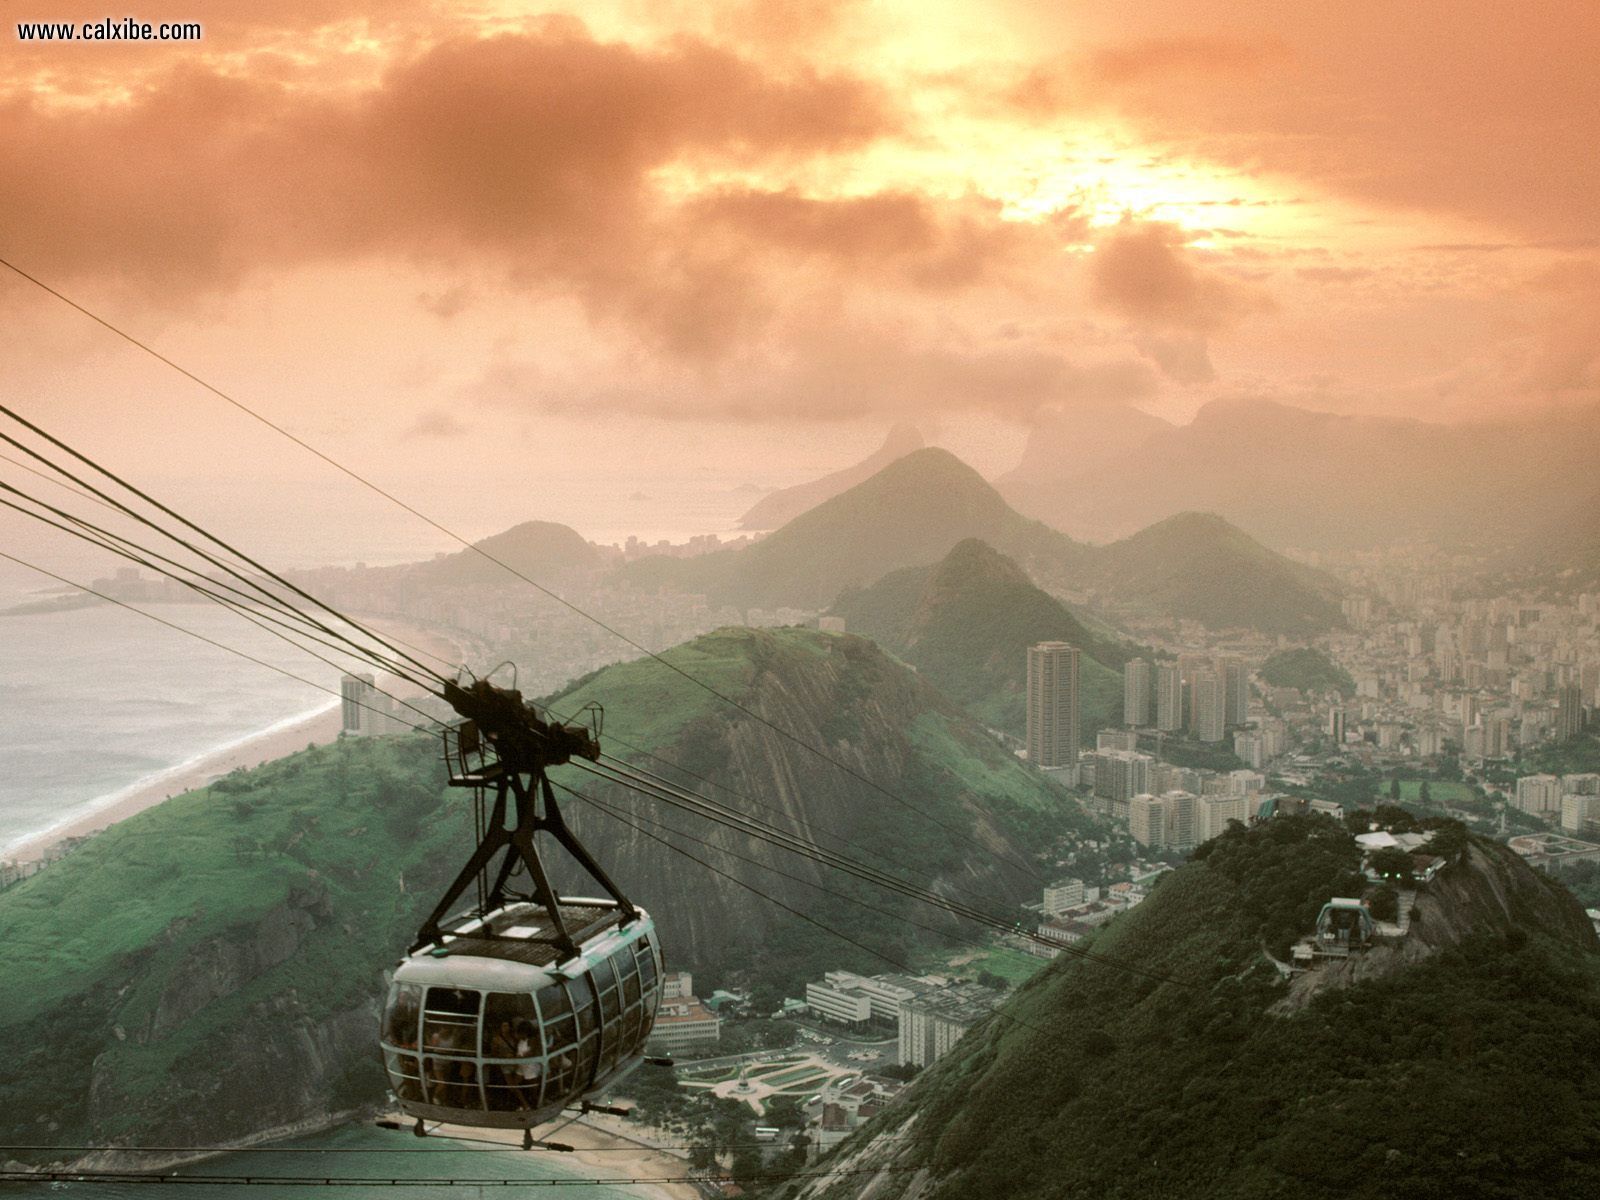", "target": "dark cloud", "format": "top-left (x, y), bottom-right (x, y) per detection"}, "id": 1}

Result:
top-left (1090, 221), bottom-right (1271, 336)
top-left (0, 28), bottom-right (898, 342)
